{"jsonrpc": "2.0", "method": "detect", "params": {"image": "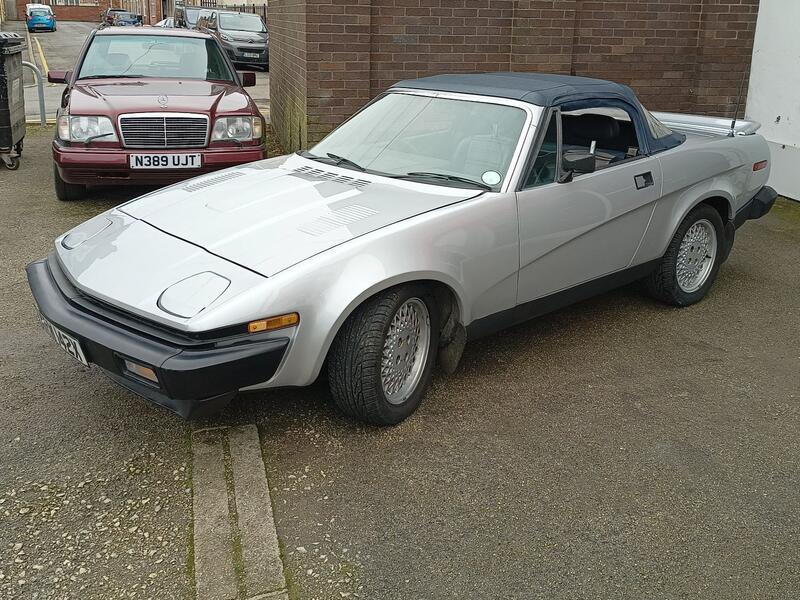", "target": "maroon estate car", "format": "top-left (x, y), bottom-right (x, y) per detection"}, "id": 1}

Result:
top-left (48, 27), bottom-right (265, 201)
